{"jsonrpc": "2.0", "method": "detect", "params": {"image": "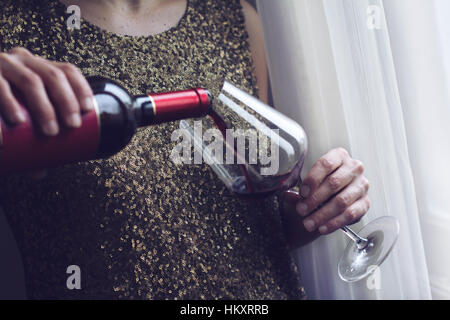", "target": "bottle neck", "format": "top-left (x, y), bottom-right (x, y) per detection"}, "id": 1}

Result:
top-left (133, 88), bottom-right (212, 127)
